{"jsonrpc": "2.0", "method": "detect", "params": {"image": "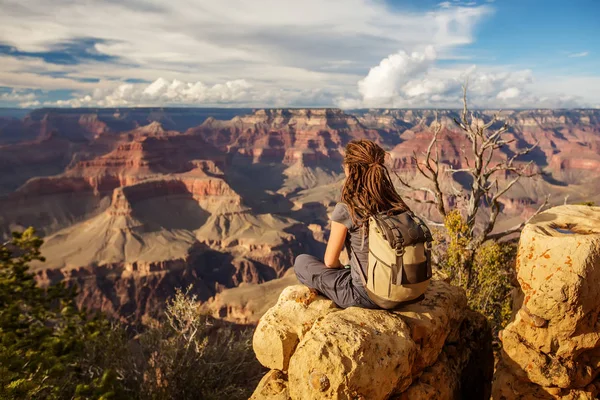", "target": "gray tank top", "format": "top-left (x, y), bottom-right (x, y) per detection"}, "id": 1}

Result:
top-left (330, 202), bottom-right (368, 288)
